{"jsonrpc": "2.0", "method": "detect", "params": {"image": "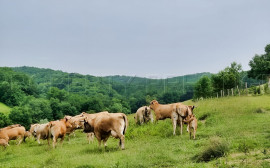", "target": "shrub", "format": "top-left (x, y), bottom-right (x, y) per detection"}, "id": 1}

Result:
top-left (194, 137), bottom-right (229, 162)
